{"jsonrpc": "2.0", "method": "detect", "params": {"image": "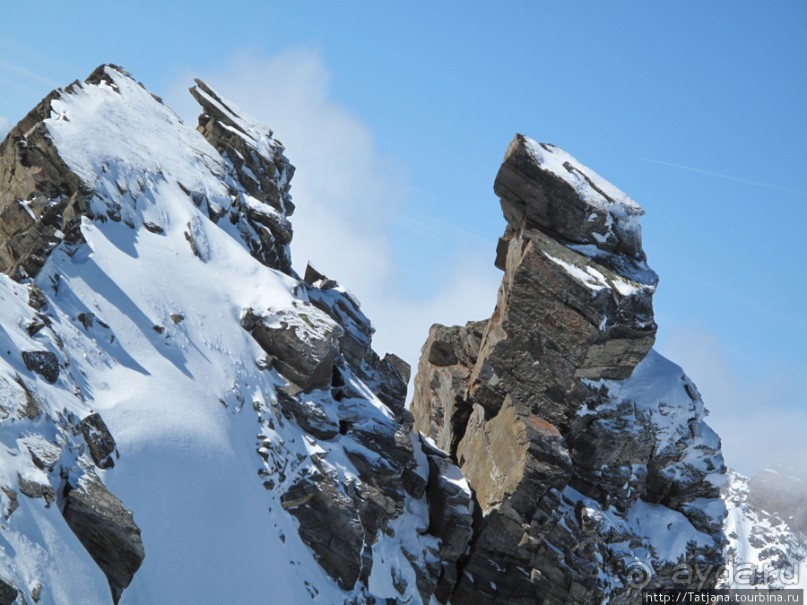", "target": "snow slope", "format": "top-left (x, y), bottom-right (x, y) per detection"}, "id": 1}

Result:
top-left (0, 66), bottom-right (439, 605)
